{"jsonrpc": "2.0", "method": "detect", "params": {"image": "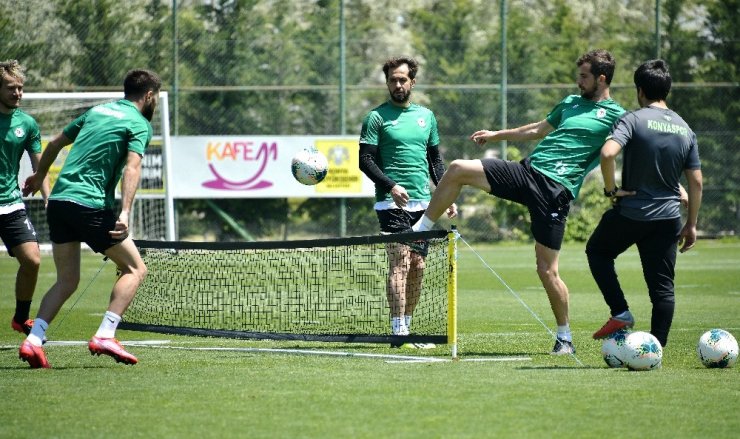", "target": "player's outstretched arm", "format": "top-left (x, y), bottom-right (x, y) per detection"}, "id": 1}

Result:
top-left (470, 119), bottom-right (553, 145)
top-left (22, 133), bottom-right (72, 196)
